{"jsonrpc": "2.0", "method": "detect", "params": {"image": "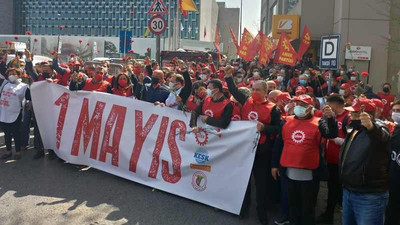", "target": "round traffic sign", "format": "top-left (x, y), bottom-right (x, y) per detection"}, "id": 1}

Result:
top-left (148, 15), bottom-right (167, 35)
